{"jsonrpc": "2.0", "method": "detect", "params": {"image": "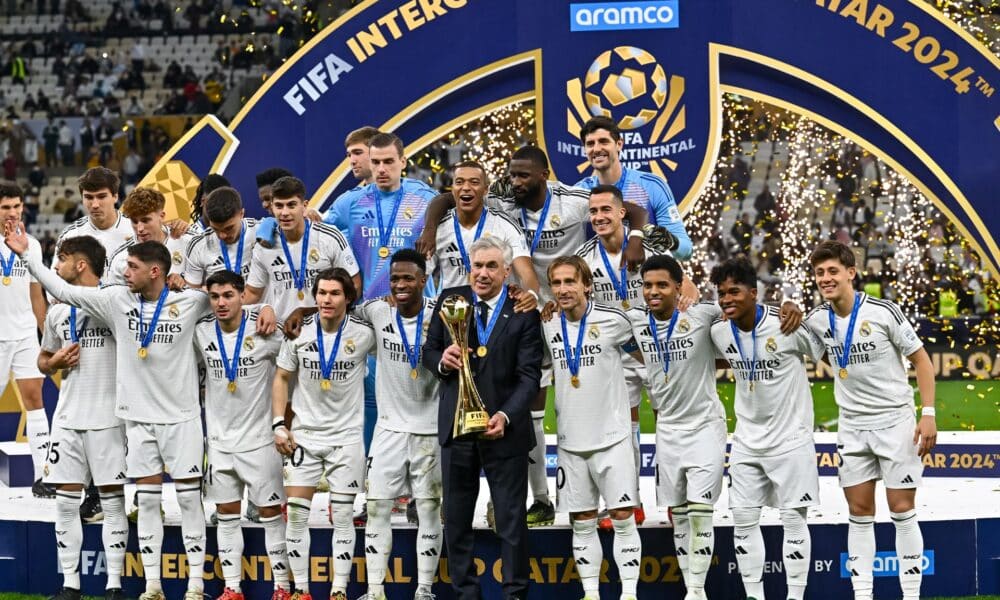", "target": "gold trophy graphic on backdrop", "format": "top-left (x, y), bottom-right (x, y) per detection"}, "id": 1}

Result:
top-left (440, 295), bottom-right (490, 438)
